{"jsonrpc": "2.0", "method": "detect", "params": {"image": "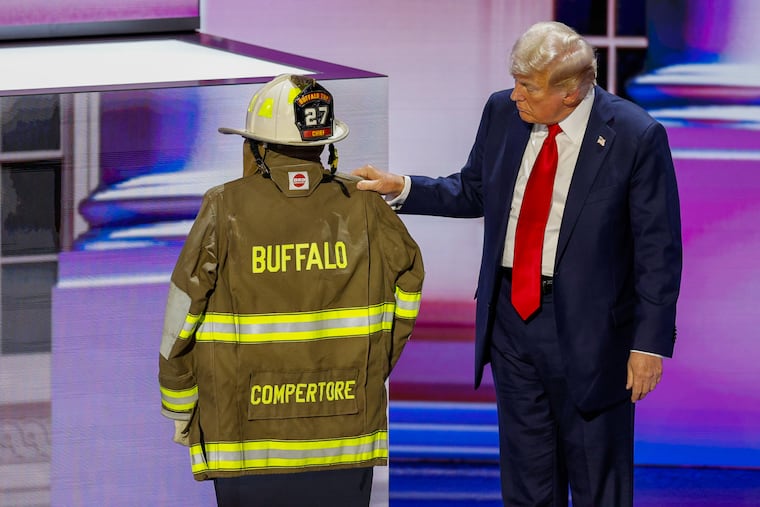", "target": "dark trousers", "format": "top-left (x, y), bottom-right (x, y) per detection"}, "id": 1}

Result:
top-left (213, 467), bottom-right (374, 507)
top-left (490, 271), bottom-right (634, 507)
